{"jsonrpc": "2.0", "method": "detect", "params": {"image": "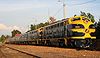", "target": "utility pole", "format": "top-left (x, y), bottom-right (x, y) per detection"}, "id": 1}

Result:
top-left (35, 19), bottom-right (37, 29)
top-left (33, 17), bottom-right (37, 30)
top-left (58, 0), bottom-right (66, 19)
top-left (63, 0), bottom-right (66, 19)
